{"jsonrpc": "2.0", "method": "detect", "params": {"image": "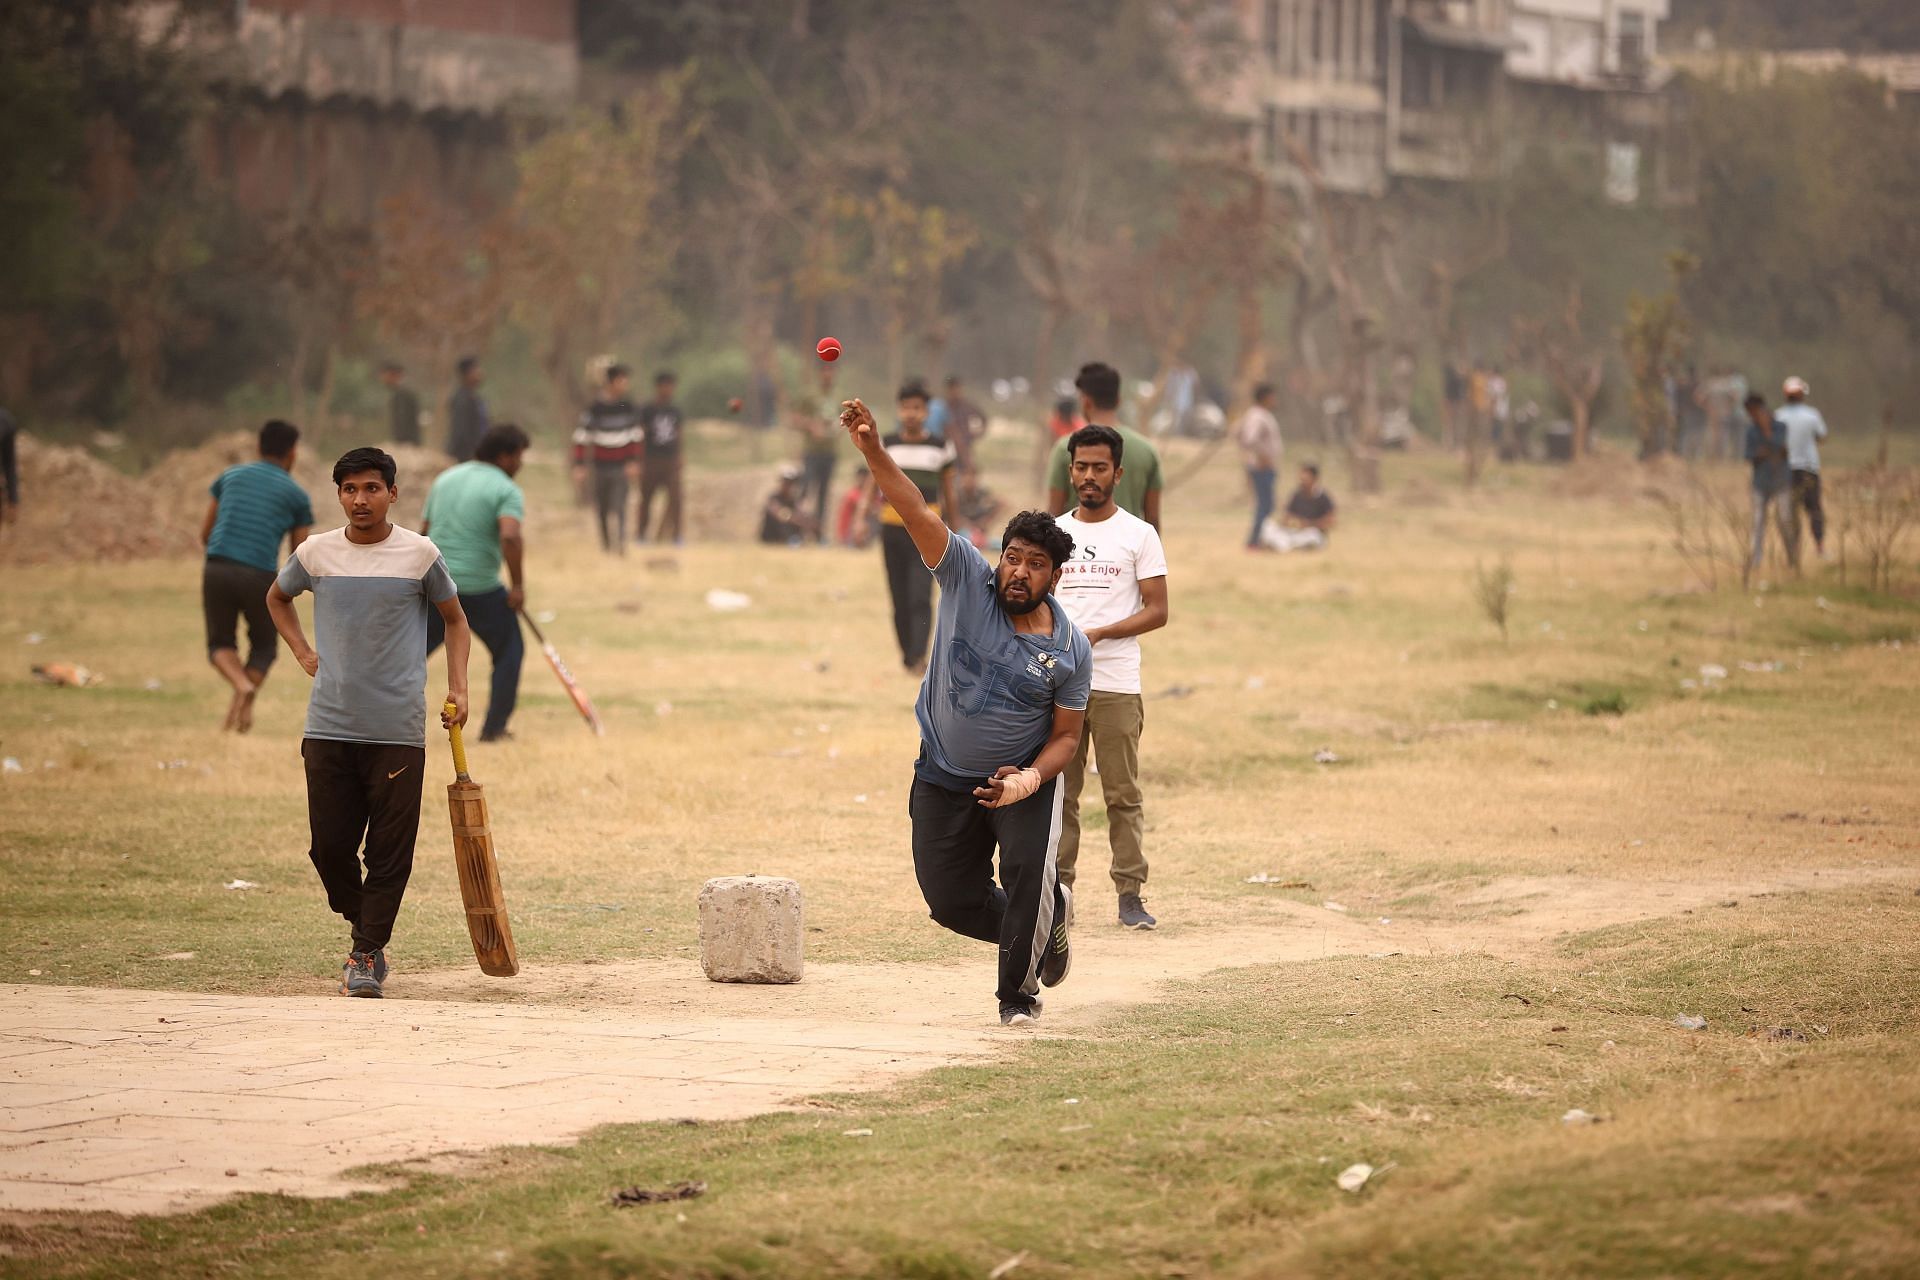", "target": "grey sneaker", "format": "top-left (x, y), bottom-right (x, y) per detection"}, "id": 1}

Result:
top-left (1039, 886), bottom-right (1073, 988)
top-left (1118, 893), bottom-right (1158, 931)
top-left (999, 1002), bottom-right (1038, 1026)
top-left (341, 951), bottom-right (384, 998)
